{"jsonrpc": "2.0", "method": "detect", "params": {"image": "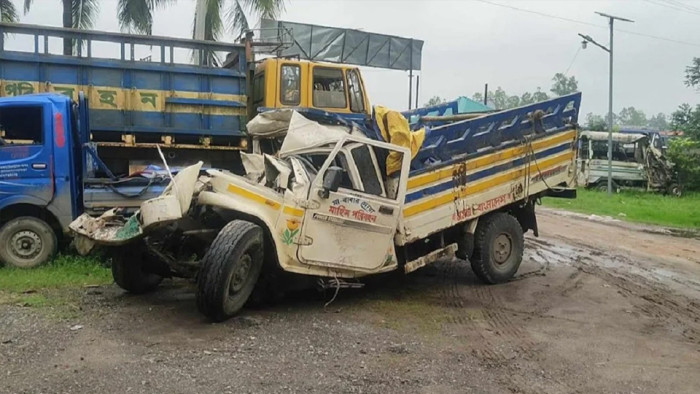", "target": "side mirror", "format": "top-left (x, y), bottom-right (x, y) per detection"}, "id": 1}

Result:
top-left (318, 166), bottom-right (343, 199)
